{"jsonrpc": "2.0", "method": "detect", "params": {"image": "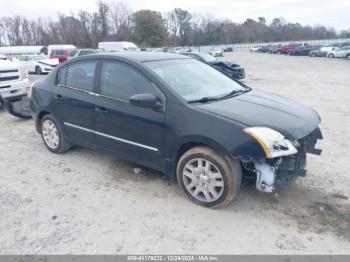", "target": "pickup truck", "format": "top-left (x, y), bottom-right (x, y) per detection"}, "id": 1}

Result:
top-left (0, 59), bottom-right (30, 107)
